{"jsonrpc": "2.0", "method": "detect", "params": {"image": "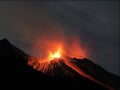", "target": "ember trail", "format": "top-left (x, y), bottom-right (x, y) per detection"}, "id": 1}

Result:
top-left (28, 37), bottom-right (86, 75)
